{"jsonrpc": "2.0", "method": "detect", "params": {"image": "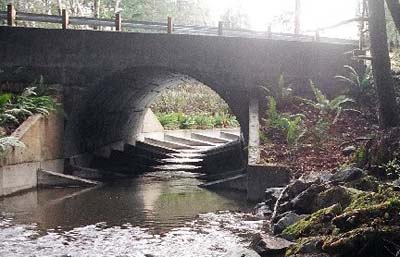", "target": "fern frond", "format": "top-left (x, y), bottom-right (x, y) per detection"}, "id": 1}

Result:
top-left (309, 80), bottom-right (327, 105)
top-left (0, 136), bottom-right (25, 153)
top-left (22, 87), bottom-right (37, 97)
